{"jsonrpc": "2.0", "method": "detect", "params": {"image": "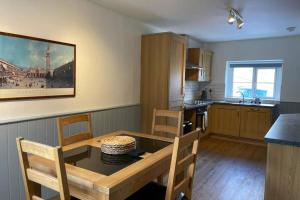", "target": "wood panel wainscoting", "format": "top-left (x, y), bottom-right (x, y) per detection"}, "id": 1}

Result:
top-left (0, 105), bottom-right (140, 200)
